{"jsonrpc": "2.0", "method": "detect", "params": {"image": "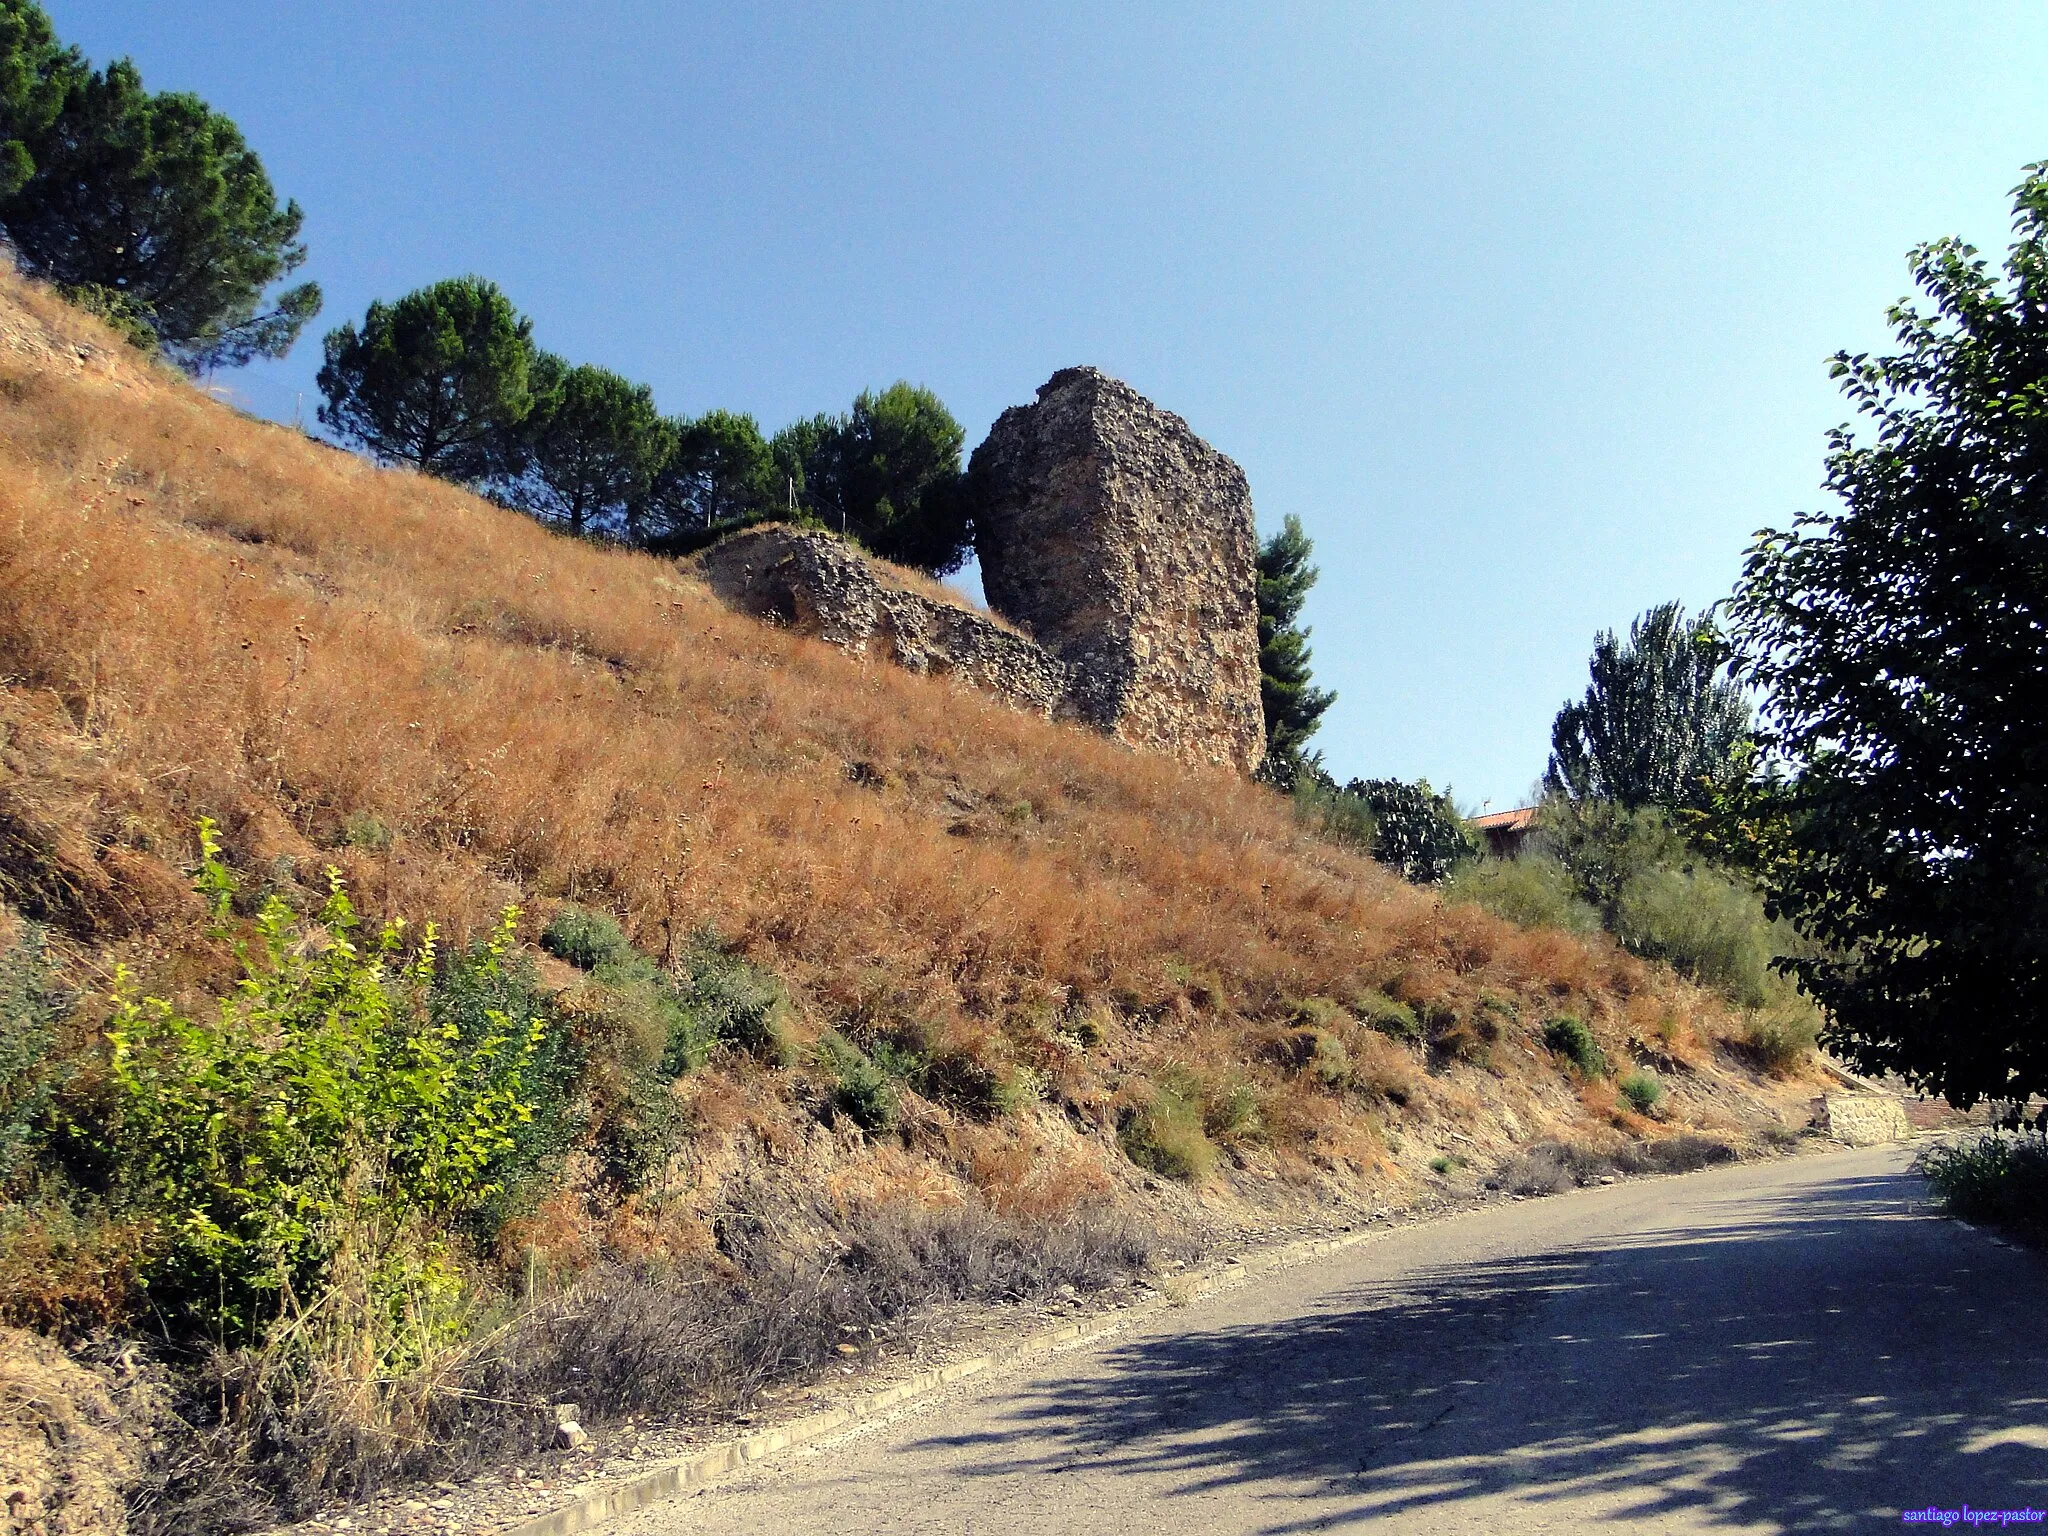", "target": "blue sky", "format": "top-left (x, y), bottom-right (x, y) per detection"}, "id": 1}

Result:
top-left (49, 3), bottom-right (2048, 808)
